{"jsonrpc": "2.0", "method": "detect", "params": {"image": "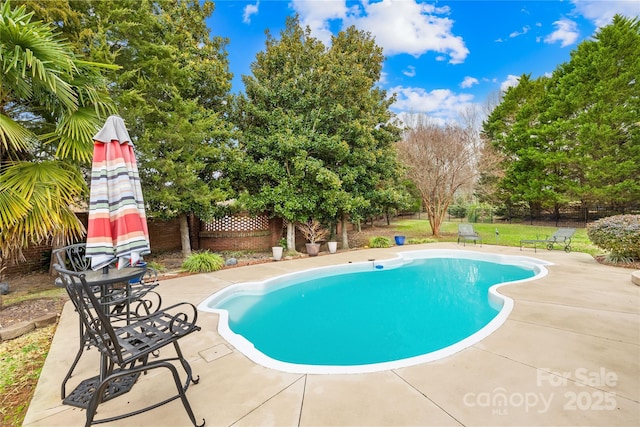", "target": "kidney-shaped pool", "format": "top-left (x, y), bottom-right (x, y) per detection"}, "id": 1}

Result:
top-left (198, 249), bottom-right (551, 374)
